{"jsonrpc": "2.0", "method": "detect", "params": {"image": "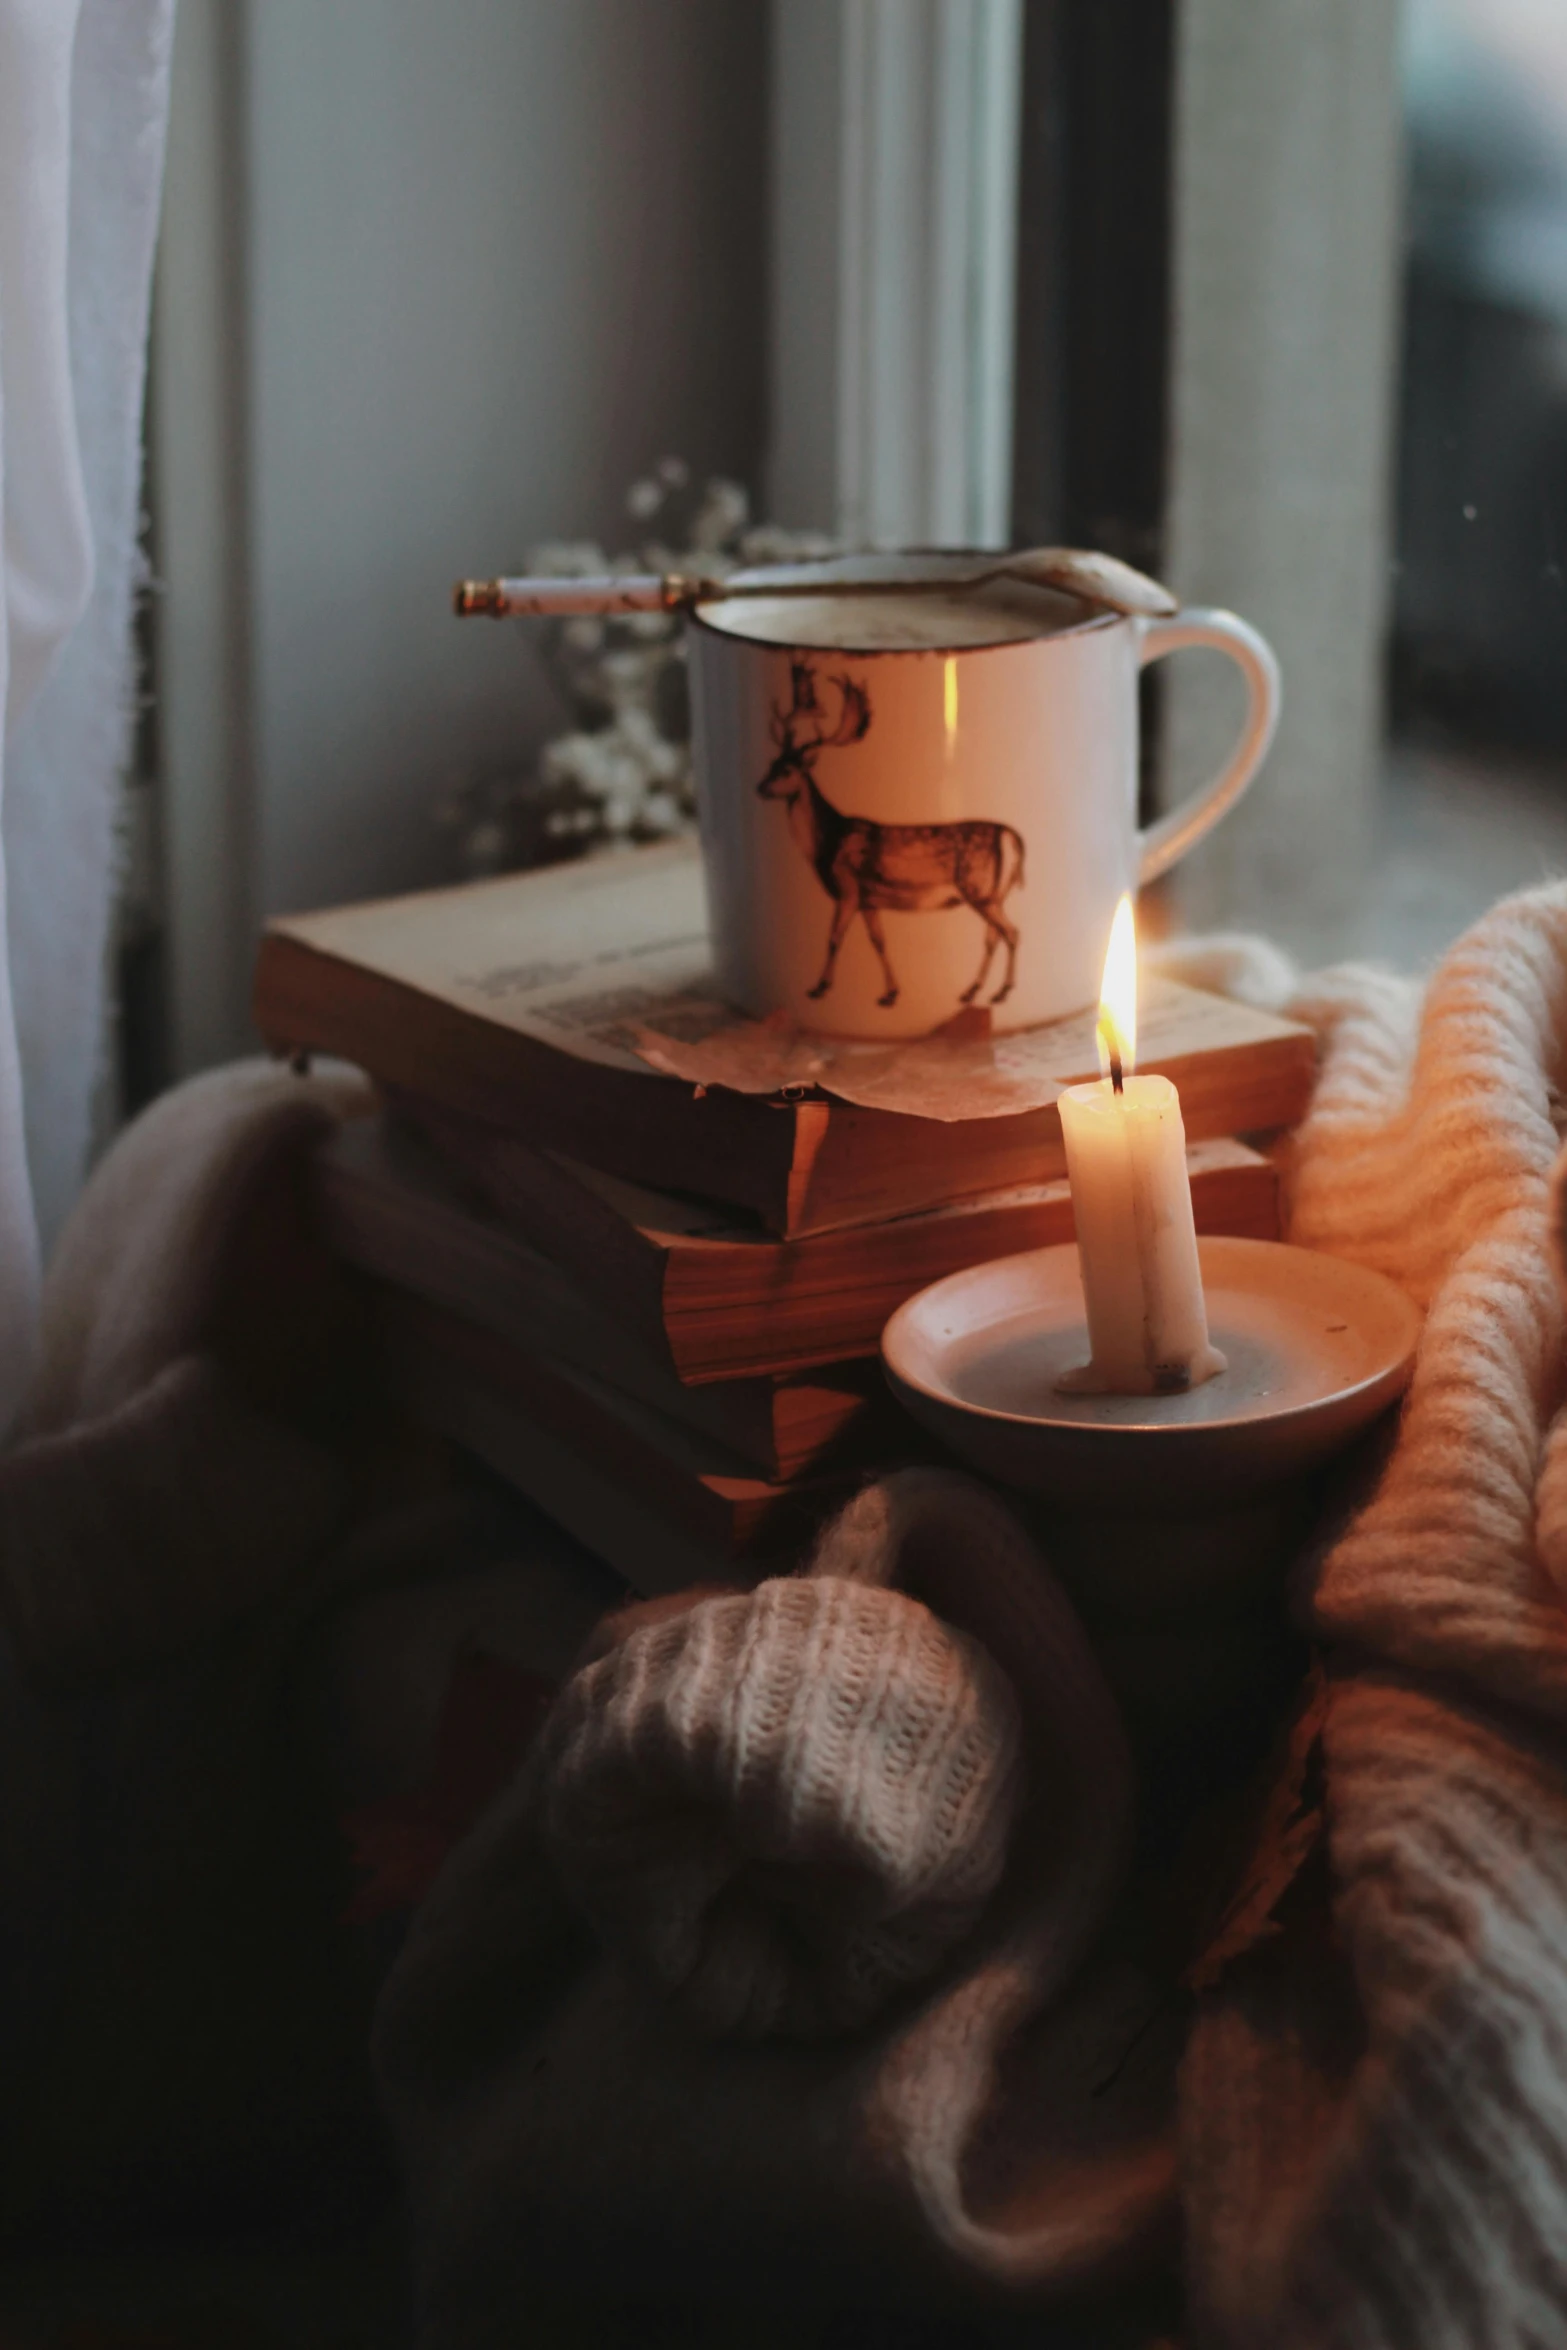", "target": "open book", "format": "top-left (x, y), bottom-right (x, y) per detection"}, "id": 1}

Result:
top-left (256, 840), bottom-right (1316, 1237)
